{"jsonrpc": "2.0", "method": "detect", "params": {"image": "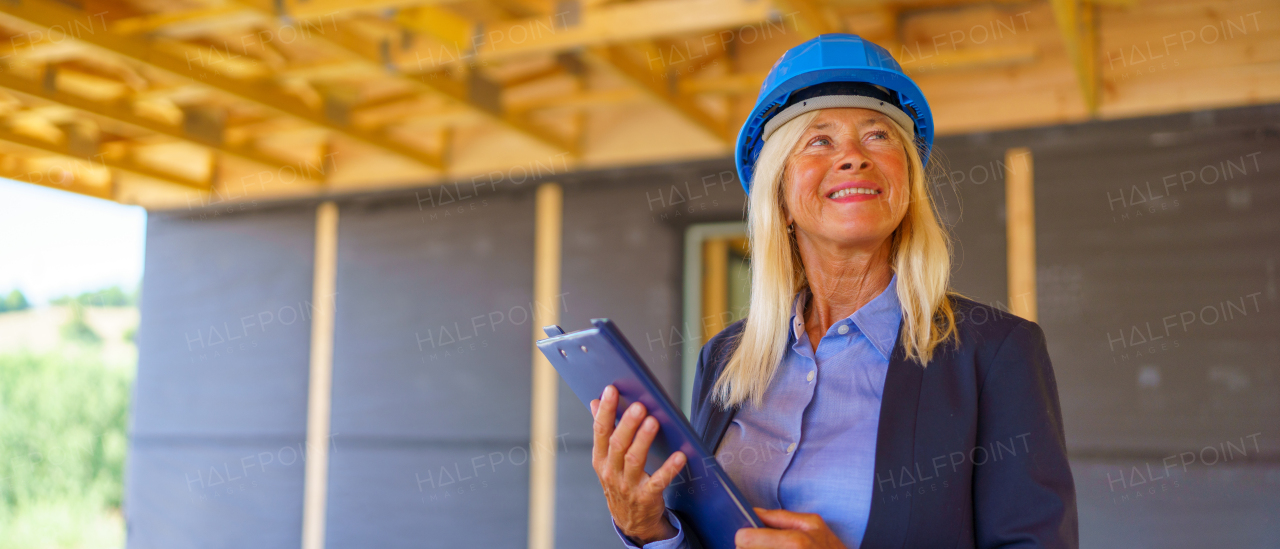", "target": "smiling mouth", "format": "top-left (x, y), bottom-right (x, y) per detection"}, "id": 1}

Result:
top-left (829, 187), bottom-right (881, 199)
